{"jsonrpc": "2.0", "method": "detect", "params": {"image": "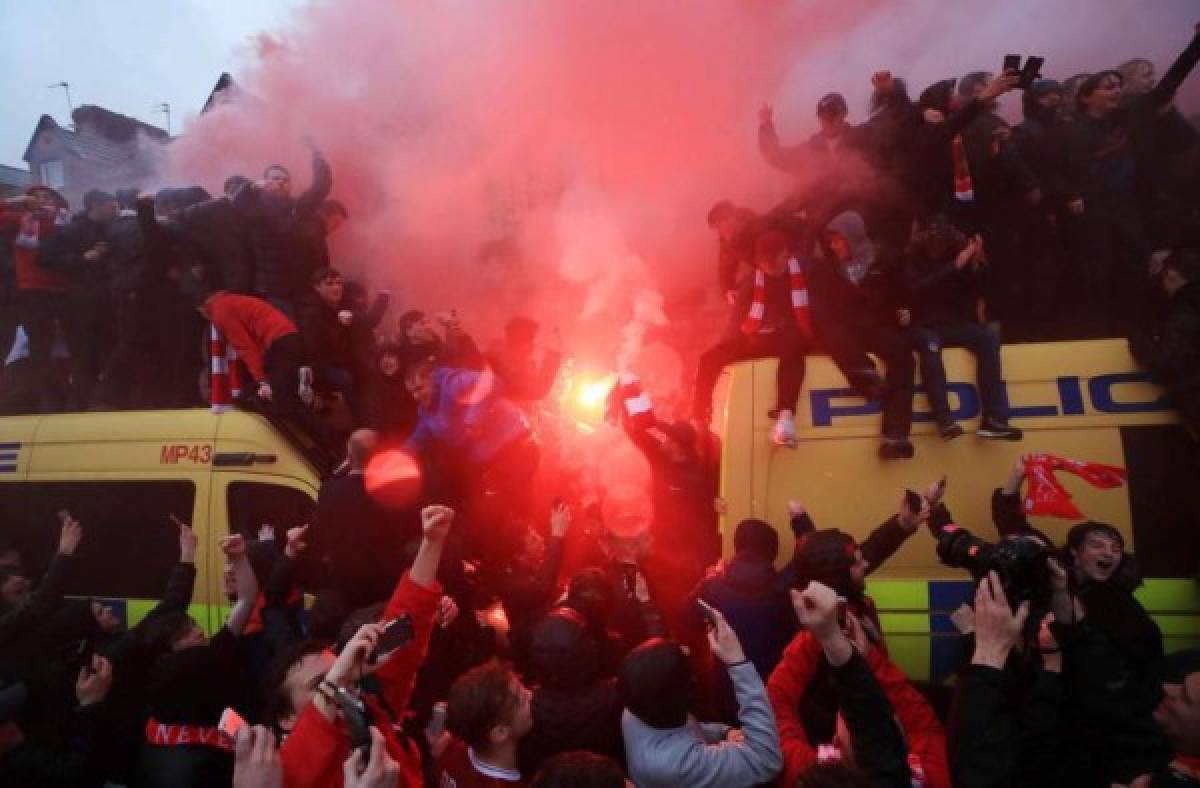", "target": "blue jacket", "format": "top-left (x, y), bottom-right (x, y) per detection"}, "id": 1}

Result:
top-left (405, 367), bottom-right (530, 467)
